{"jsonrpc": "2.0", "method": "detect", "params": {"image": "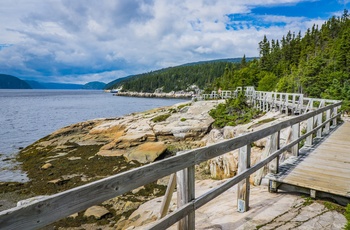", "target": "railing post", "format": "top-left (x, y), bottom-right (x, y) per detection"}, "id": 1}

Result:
top-left (237, 144), bottom-right (251, 213)
top-left (292, 123), bottom-right (300, 156)
top-left (269, 132), bottom-right (280, 174)
top-left (324, 109), bottom-right (331, 134)
top-left (176, 155), bottom-right (195, 230)
top-left (268, 132), bottom-right (280, 192)
top-left (306, 116), bottom-right (314, 146)
top-left (317, 111), bottom-right (323, 138)
top-left (332, 106), bottom-right (338, 127)
top-left (292, 94), bottom-right (296, 114)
